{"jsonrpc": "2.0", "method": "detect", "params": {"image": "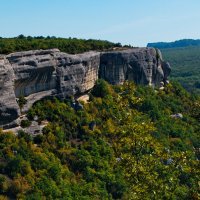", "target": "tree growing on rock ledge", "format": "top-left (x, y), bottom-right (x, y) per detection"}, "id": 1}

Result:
top-left (91, 79), bottom-right (114, 98)
top-left (17, 96), bottom-right (27, 112)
